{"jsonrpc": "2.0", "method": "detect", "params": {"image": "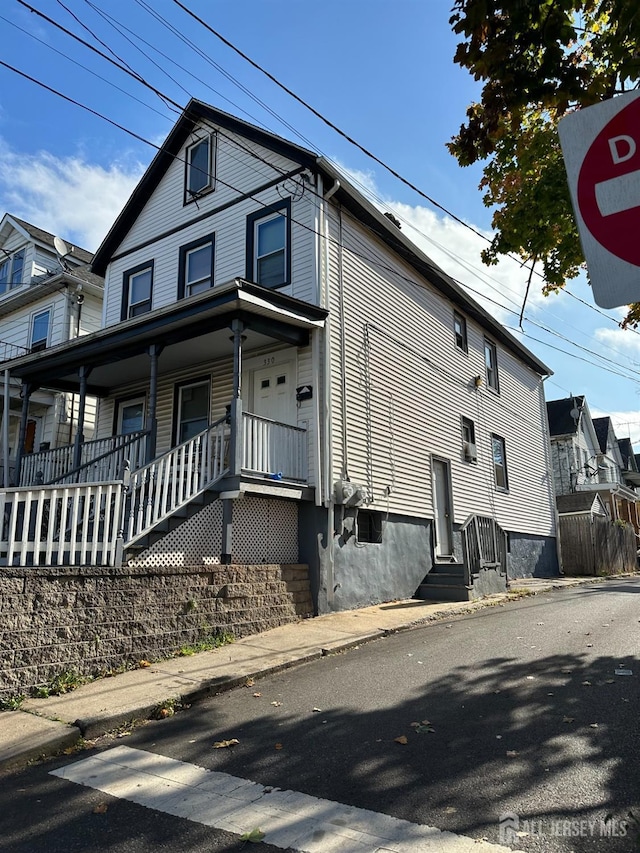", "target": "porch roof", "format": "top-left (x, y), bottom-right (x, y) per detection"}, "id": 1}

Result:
top-left (3, 279), bottom-right (327, 395)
